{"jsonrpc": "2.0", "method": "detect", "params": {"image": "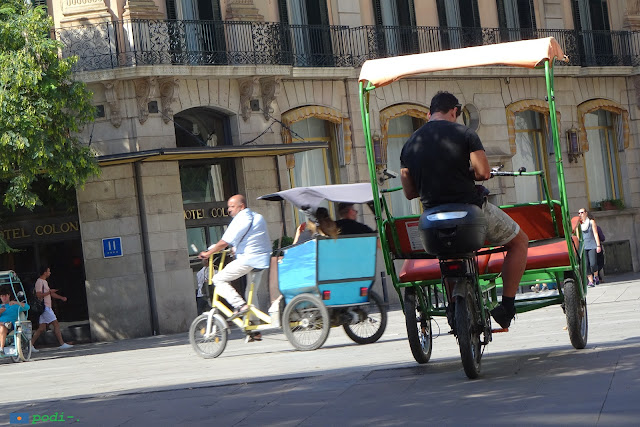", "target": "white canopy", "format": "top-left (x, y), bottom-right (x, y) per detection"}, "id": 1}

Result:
top-left (258, 183), bottom-right (375, 210)
top-left (359, 37), bottom-right (566, 88)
